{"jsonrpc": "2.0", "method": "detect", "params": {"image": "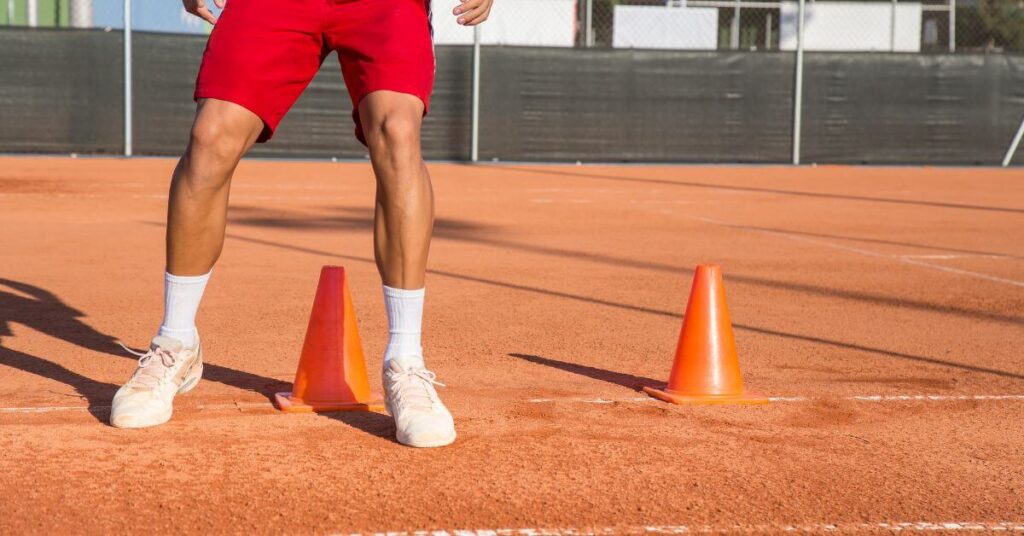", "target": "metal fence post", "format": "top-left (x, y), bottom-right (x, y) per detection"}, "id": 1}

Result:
top-left (890, 0), bottom-right (897, 52)
top-left (70, 0), bottom-right (92, 28)
top-left (948, 0), bottom-right (955, 53)
top-left (27, 0), bottom-right (37, 26)
top-left (1002, 115), bottom-right (1024, 167)
top-left (470, 24), bottom-right (480, 162)
top-left (791, 0), bottom-right (805, 165)
top-left (730, 0), bottom-right (740, 50)
top-left (124, 0), bottom-right (132, 156)
top-left (584, 0), bottom-right (593, 47)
